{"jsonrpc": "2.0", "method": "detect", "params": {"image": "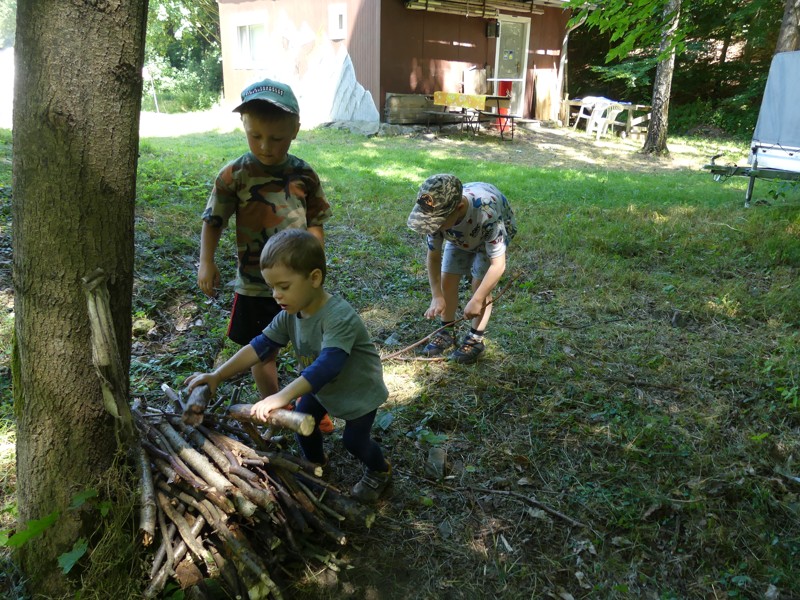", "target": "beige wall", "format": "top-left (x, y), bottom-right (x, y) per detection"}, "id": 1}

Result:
top-left (217, 0), bottom-right (380, 123)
